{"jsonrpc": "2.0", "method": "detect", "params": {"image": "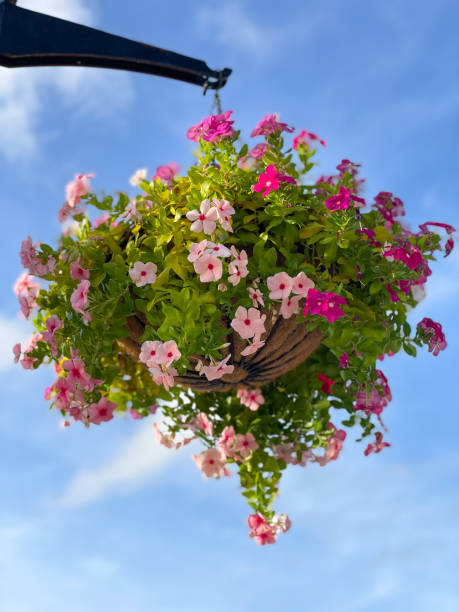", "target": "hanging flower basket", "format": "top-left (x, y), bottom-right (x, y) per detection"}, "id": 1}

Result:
top-left (15, 110), bottom-right (454, 546)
